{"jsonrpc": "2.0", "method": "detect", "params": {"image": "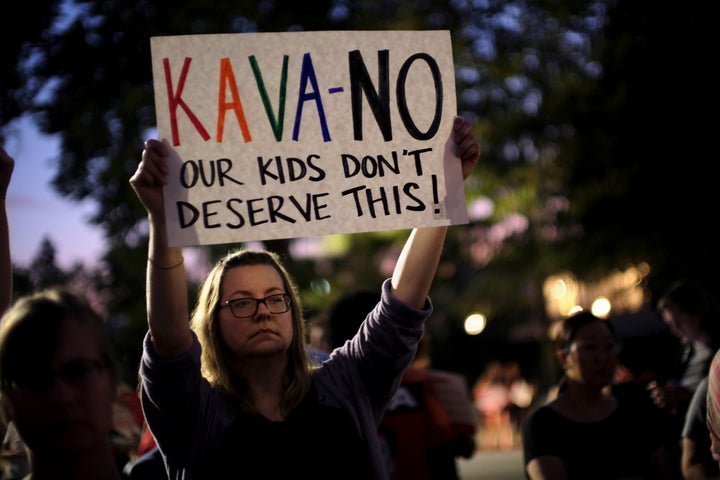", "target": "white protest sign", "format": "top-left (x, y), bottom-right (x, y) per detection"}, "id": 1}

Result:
top-left (150, 30), bottom-right (467, 247)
